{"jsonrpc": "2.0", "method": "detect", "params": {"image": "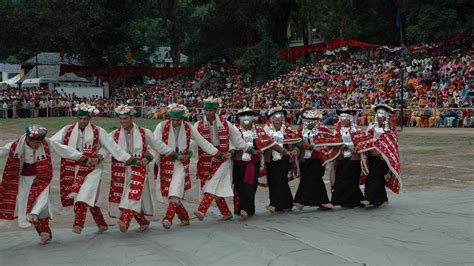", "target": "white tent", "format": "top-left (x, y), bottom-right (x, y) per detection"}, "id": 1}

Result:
top-left (21, 78), bottom-right (58, 88)
top-left (0, 74), bottom-right (21, 88)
